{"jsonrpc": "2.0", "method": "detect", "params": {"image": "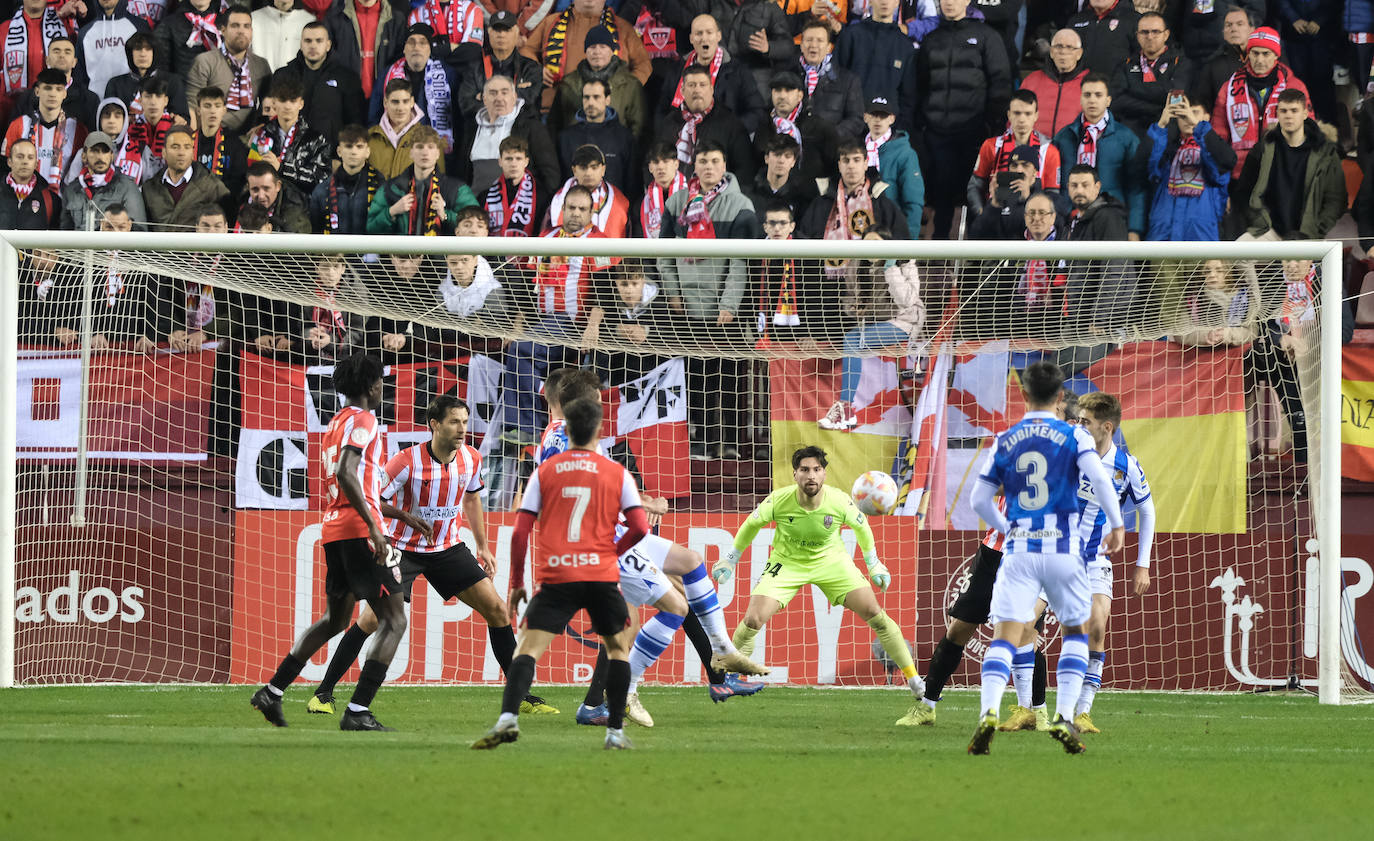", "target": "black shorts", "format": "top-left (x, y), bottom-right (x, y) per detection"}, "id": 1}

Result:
top-left (399, 544), bottom-right (488, 602)
top-left (949, 543), bottom-right (1003, 625)
top-left (324, 538), bottom-right (403, 602)
top-left (523, 581), bottom-right (629, 636)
